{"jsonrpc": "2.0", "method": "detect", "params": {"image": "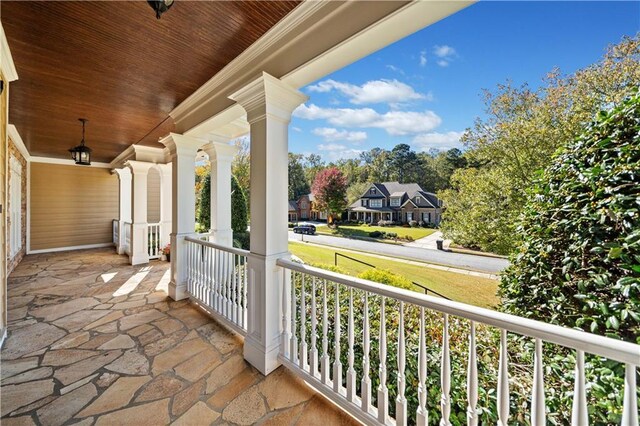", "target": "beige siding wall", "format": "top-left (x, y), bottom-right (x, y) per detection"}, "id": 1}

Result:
top-left (1, 71), bottom-right (8, 333)
top-left (30, 163), bottom-right (119, 251)
top-left (147, 168), bottom-right (160, 223)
